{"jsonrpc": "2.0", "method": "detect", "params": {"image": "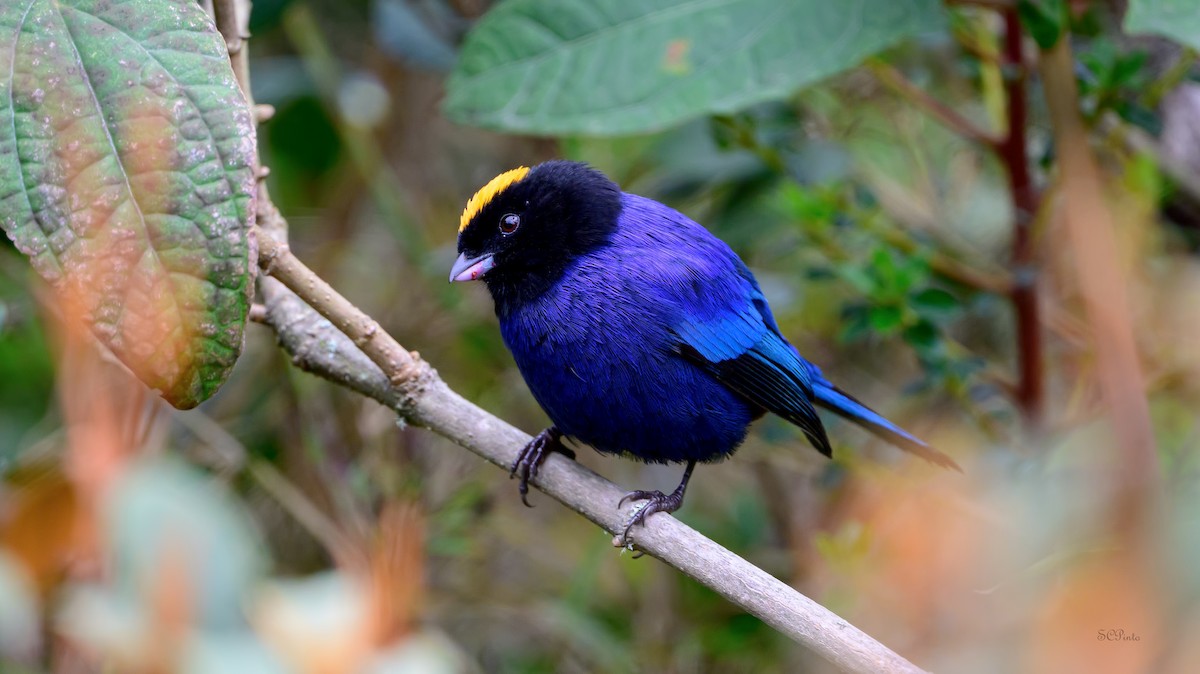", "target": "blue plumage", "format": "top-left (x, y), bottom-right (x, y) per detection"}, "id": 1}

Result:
top-left (451, 161), bottom-right (957, 531)
top-left (497, 193), bottom-right (762, 464)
